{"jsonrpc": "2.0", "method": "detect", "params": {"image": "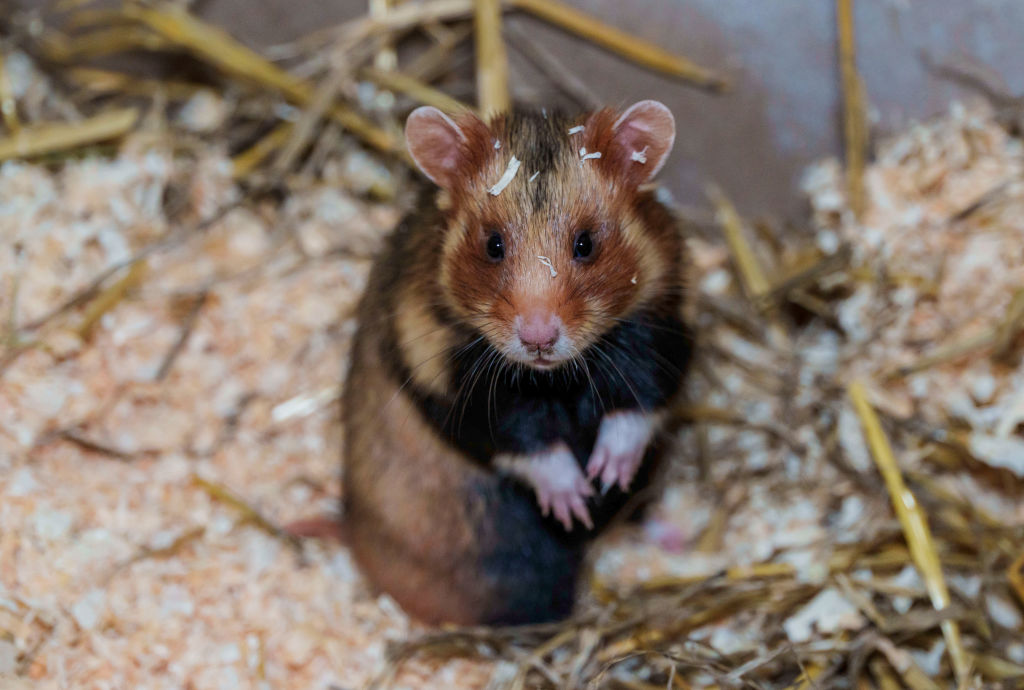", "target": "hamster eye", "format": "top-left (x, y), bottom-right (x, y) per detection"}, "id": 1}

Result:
top-left (573, 231), bottom-right (594, 261)
top-left (486, 231), bottom-right (505, 261)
